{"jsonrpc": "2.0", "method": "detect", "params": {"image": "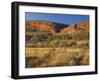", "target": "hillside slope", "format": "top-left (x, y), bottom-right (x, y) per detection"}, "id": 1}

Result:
top-left (61, 21), bottom-right (89, 33)
top-left (26, 20), bottom-right (69, 33)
